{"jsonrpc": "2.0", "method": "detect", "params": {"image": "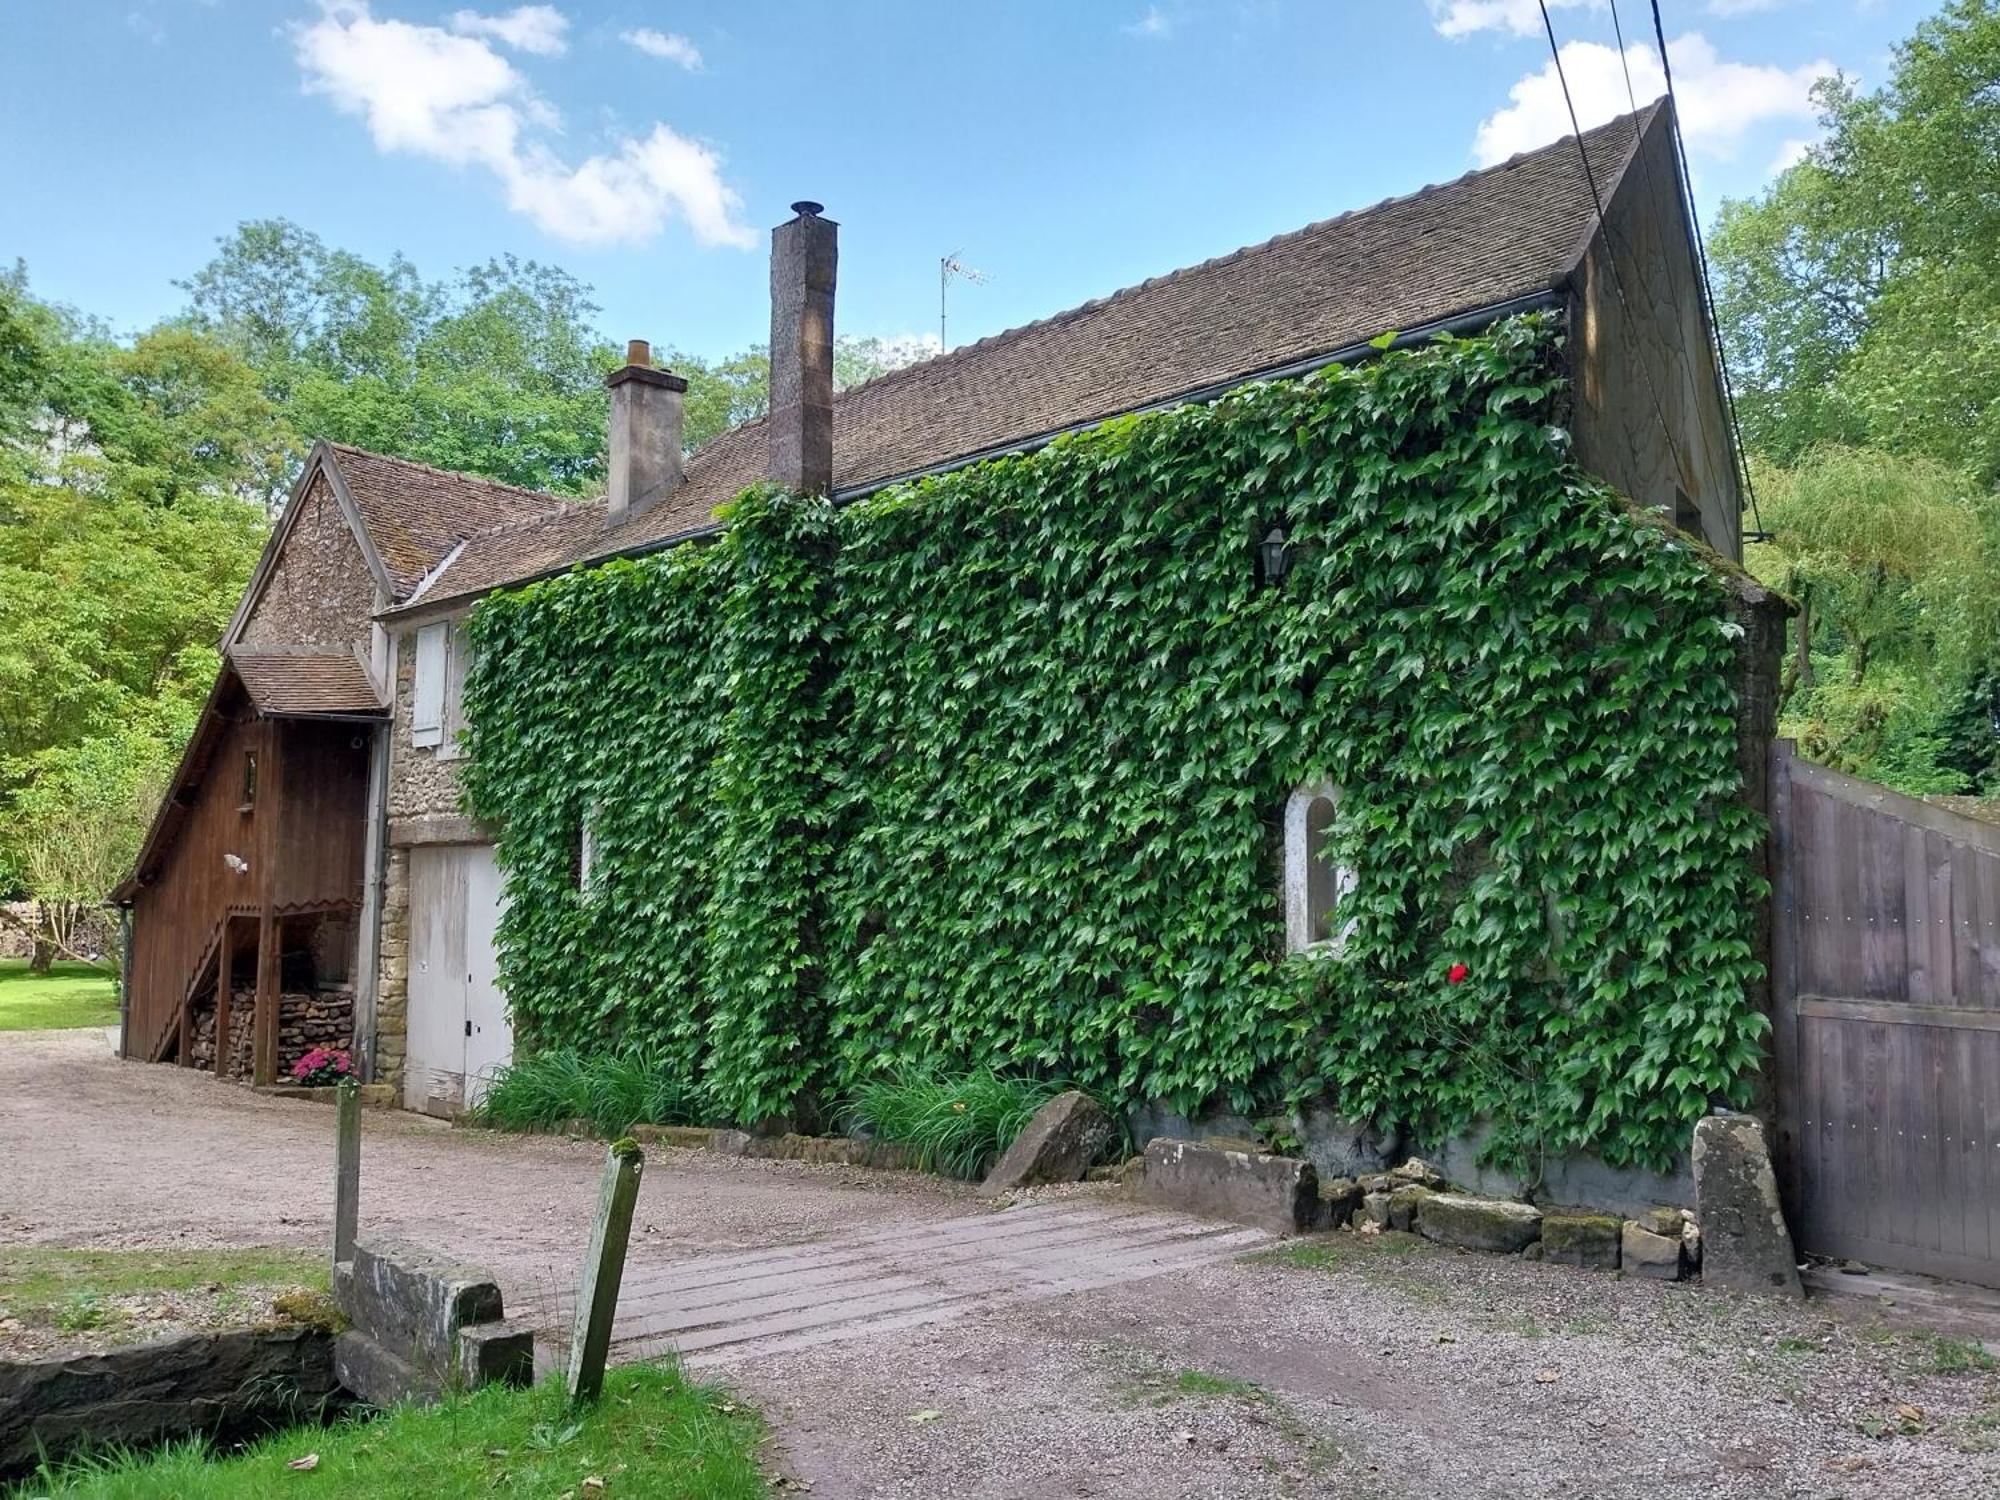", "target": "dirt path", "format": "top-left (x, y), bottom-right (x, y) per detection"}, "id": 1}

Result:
top-left (6, 1029), bottom-right (2000, 1499)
